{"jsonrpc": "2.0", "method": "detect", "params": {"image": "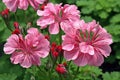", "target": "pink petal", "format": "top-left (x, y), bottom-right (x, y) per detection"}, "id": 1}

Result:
top-left (37, 10), bottom-right (44, 16)
top-left (21, 55), bottom-right (32, 68)
top-left (4, 0), bottom-right (19, 12)
top-left (30, 54), bottom-right (41, 66)
top-left (18, 0), bottom-right (29, 10)
top-left (10, 52), bottom-right (24, 64)
top-left (27, 28), bottom-right (39, 35)
top-left (74, 53), bottom-right (88, 66)
top-left (49, 23), bottom-right (59, 34)
top-left (47, 3), bottom-right (57, 15)
top-left (29, 0), bottom-right (39, 10)
top-left (37, 16), bottom-right (55, 27)
top-left (36, 0), bottom-right (45, 4)
top-left (79, 42), bottom-right (94, 55)
top-left (64, 48), bottom-right (79, 61)
top-left (94, 33), bottom-right (113, 45)
top-left (63, 5), bottom-right (79, 15)
top-left (96, 45), bottom-right (111, 57)
top-left (35, 44), bottom-right (50, 58)
top-left (60, 21), bottom-right (72, 31)
top-left (34, 38), bottom-right (50, 58)
top-left (62, 35), bottom-right (65, 40)
top-left (4, 34), bottom-right (20, 54)
top-left (88, 53), bottom-right (104, 66)
top-left (62, 44), bottom-right (74, 51)
top-left (4, 47), bottom-right (15, 54)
